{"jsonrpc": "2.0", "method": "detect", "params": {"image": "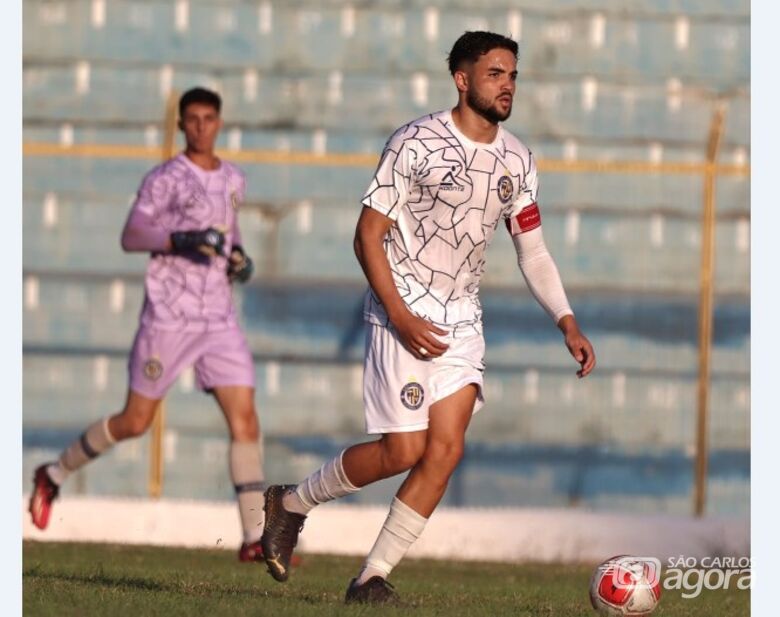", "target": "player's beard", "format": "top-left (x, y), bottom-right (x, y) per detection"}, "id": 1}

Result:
top-left (466, 88), bottom-right (512, 124)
